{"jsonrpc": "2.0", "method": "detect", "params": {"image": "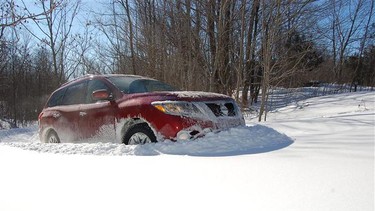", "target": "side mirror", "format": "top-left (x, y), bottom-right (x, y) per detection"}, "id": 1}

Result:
top-left (92, 89), bottom-right (114, 102)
